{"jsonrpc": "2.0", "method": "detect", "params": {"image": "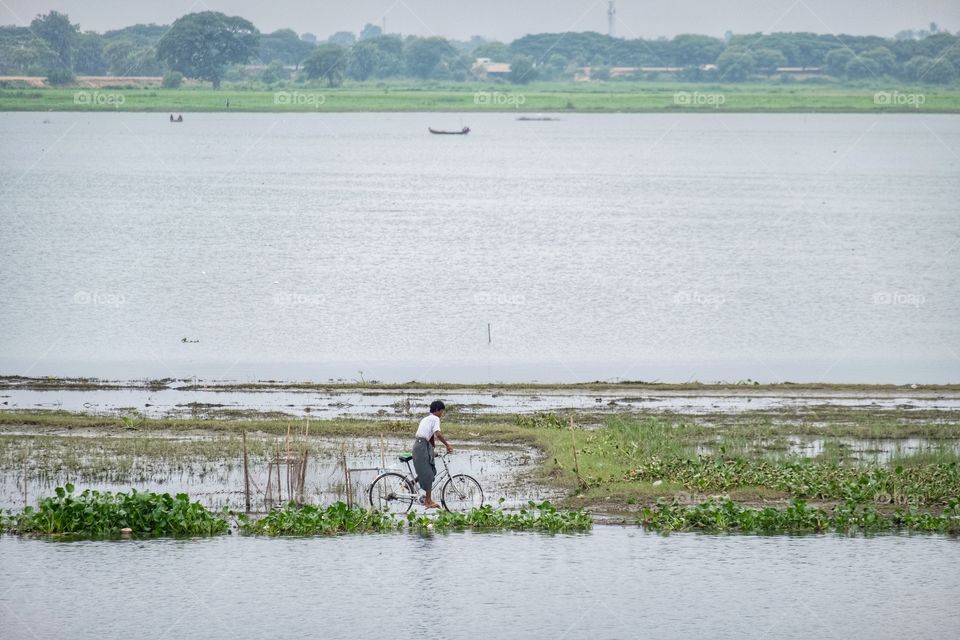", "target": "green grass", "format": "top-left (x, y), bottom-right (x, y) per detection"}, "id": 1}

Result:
top-left (2, 82), bottom-right (960, 112)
